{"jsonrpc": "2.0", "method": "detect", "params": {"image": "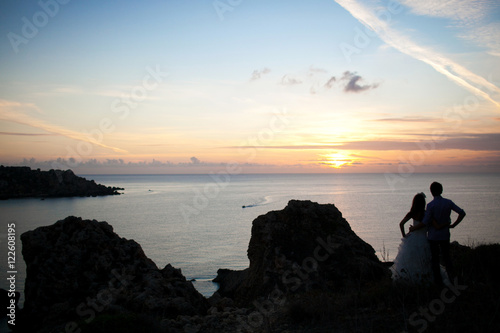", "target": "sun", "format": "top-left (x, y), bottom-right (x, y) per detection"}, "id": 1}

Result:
top-left (321, 152), bottom-right (354, 169)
